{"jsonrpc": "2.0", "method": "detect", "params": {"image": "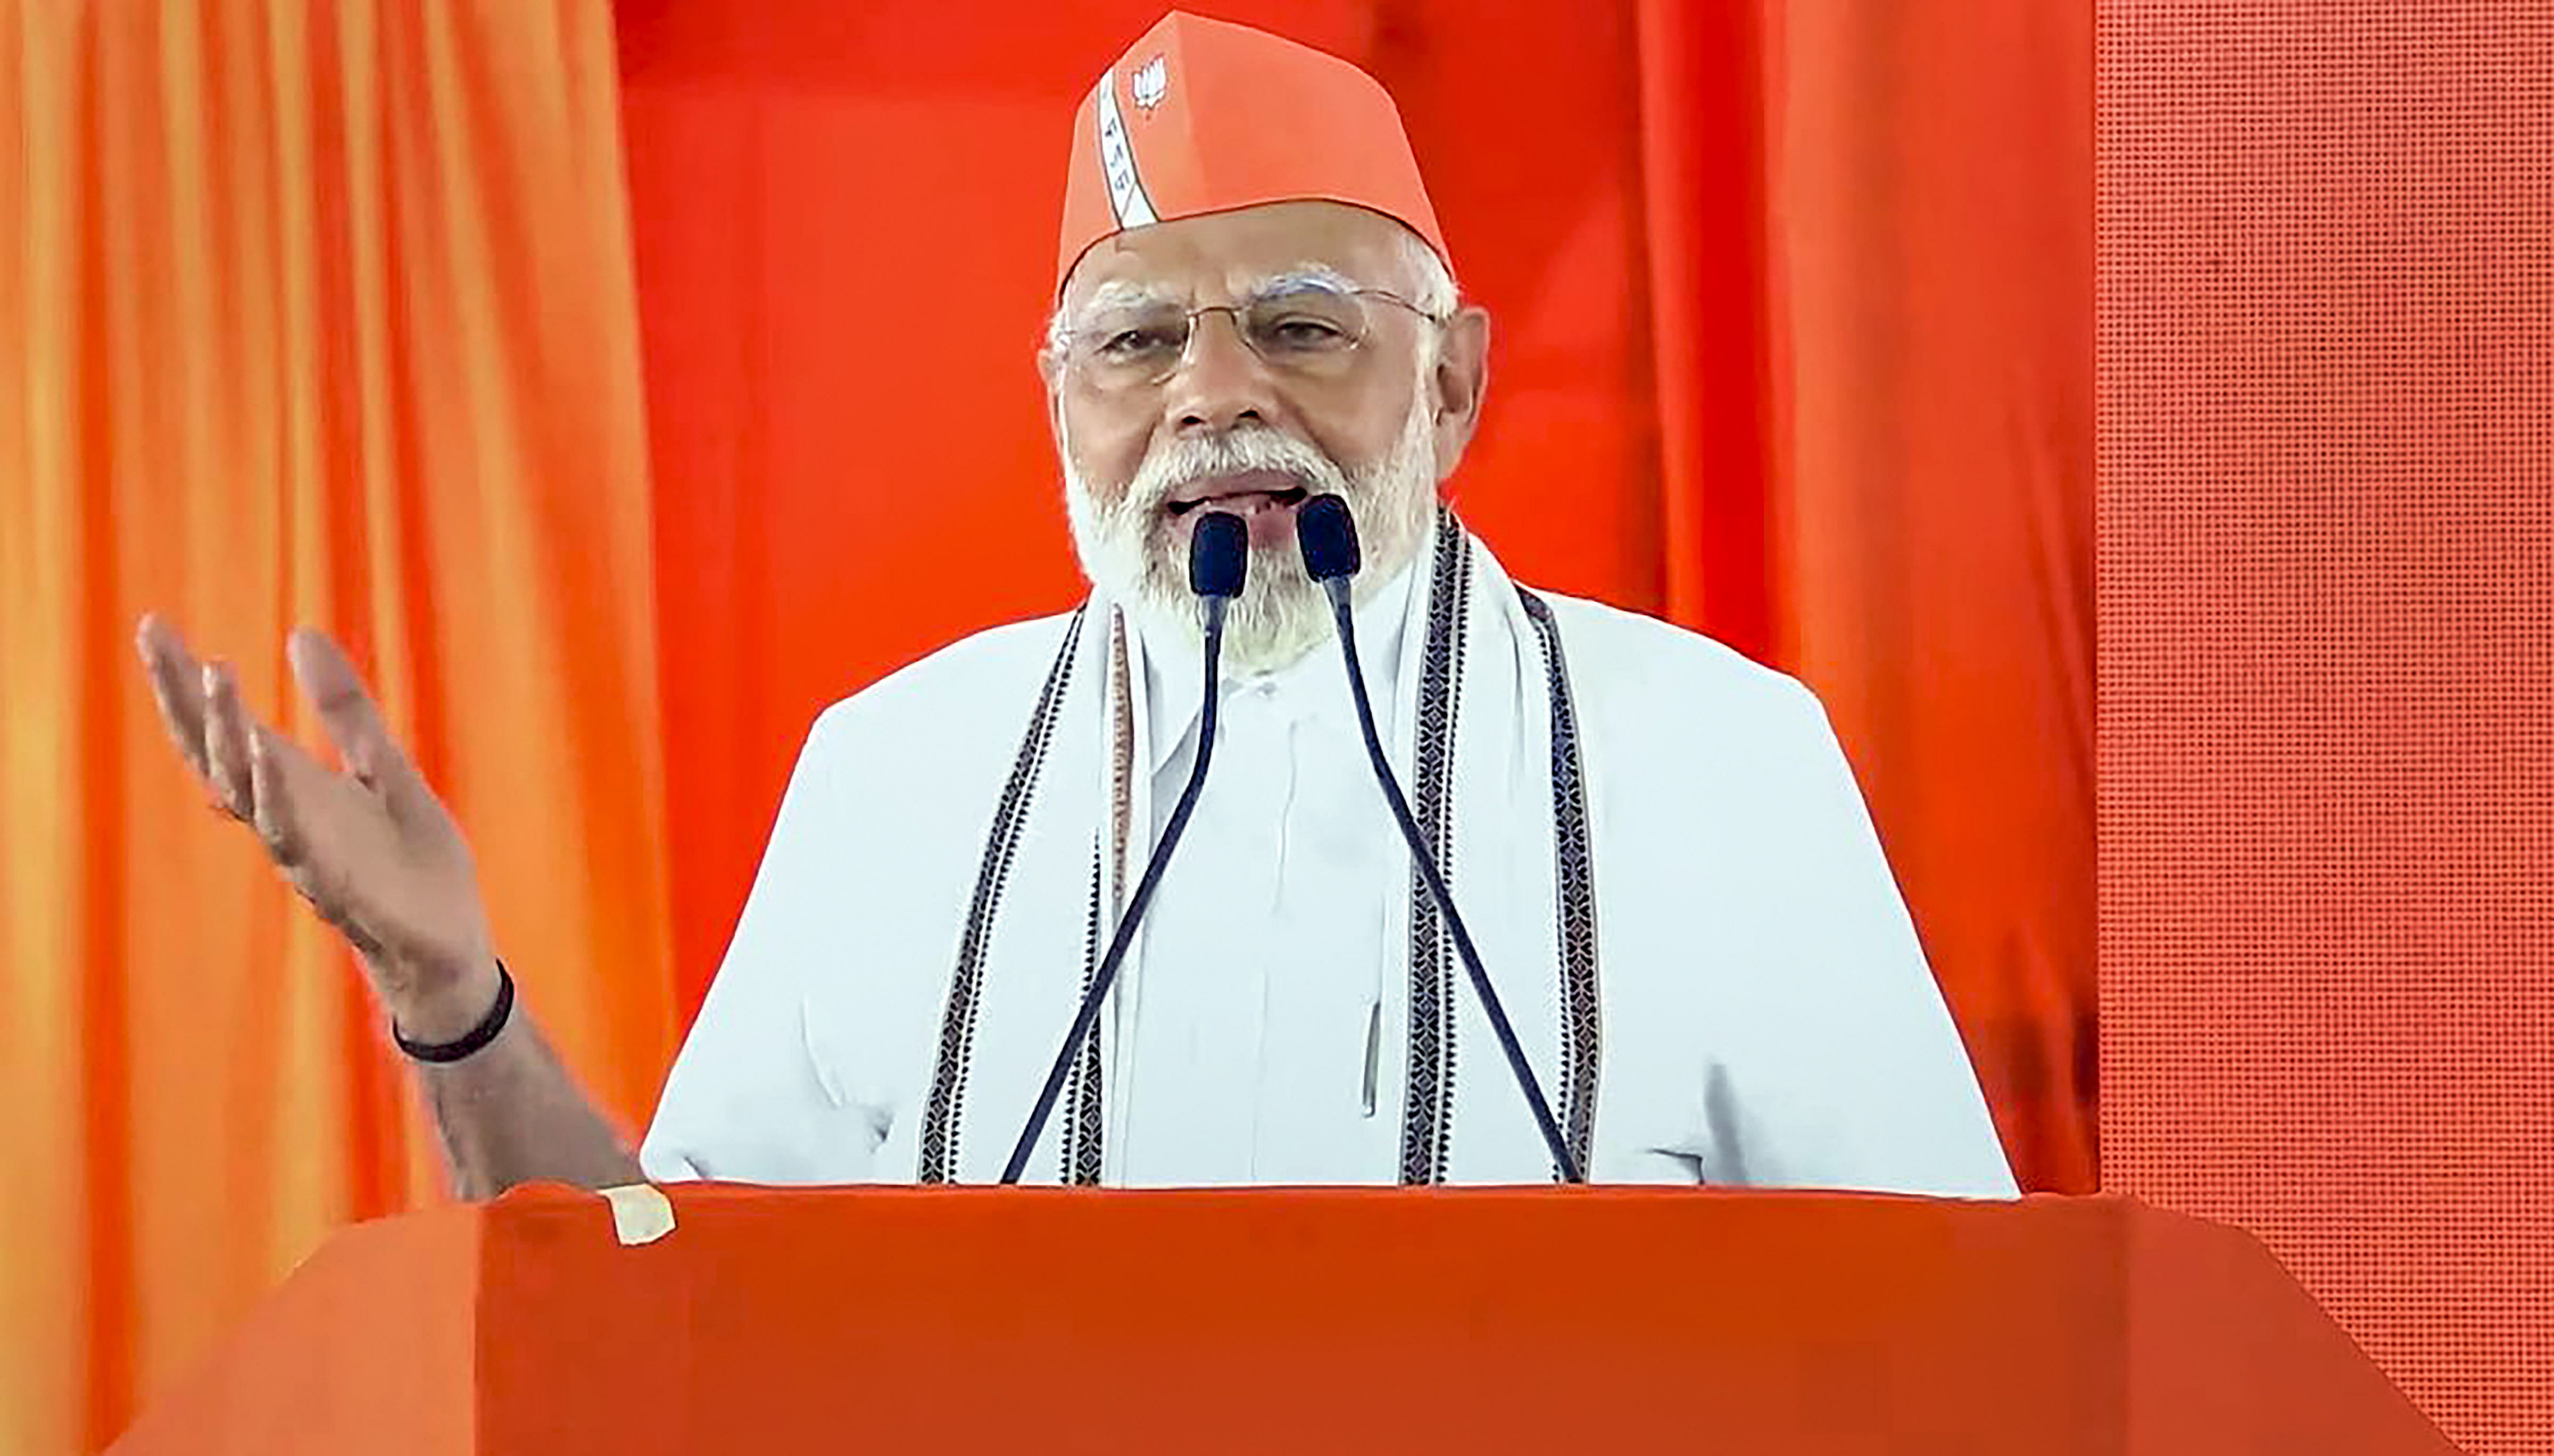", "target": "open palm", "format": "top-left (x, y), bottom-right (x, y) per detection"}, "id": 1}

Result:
top-left (135, 617), bottom-right (495, 1015)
